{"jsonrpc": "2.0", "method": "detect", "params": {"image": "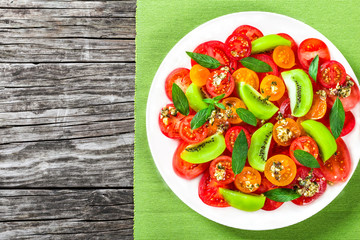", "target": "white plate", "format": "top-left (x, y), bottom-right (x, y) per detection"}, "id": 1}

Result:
top-left (146, 11), bottom-right (360, 230)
